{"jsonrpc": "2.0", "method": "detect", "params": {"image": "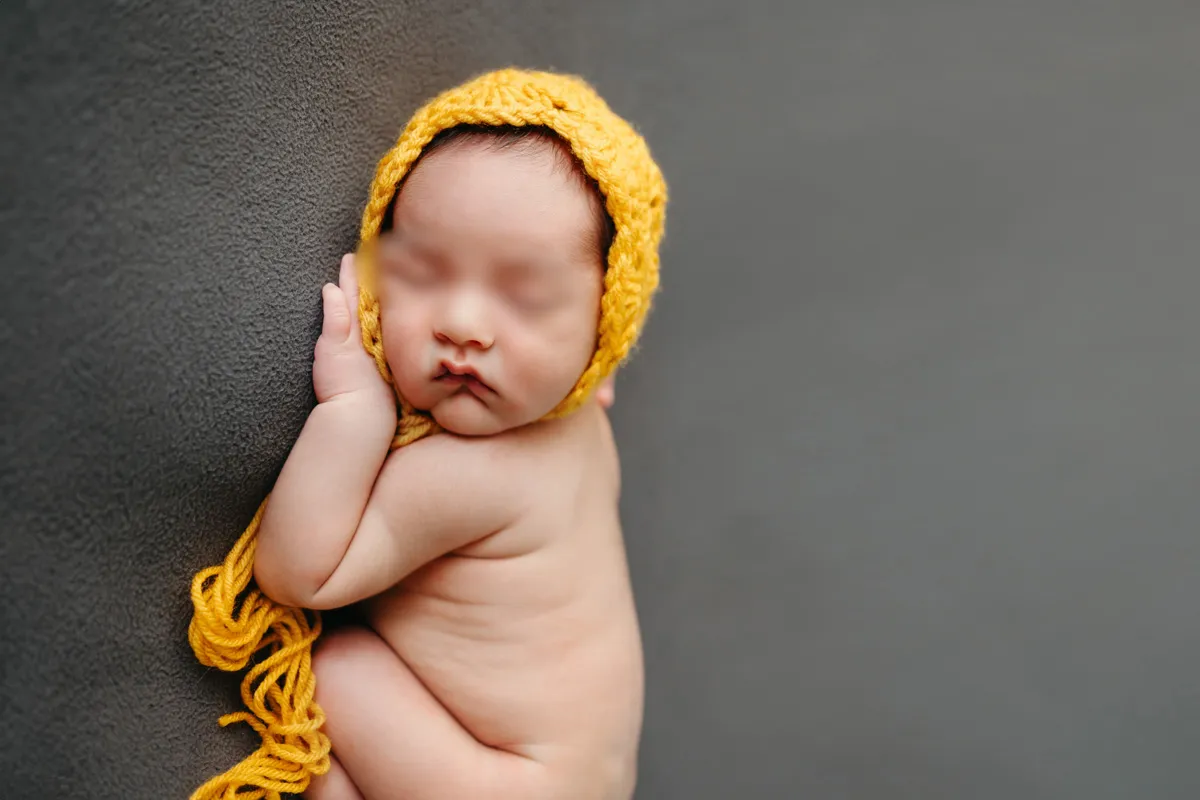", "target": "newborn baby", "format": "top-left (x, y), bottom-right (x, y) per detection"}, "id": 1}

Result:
top-left (251, 71), bottom-right (666, 800)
